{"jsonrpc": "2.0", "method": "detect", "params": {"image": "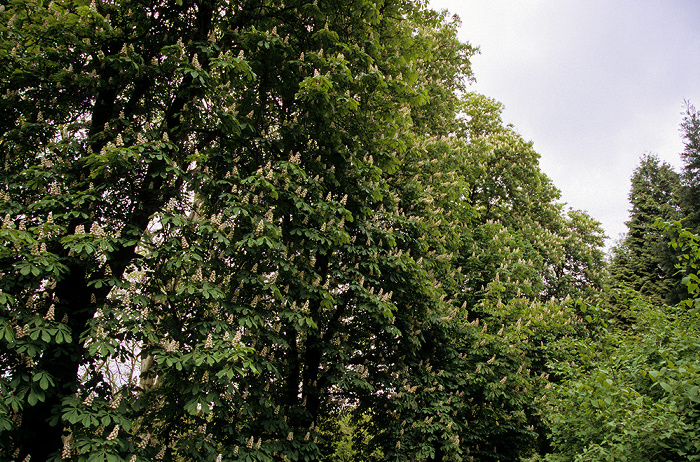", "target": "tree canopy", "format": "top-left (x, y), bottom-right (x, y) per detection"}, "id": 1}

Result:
top-left (0, 1), bottom-right (627, 461)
